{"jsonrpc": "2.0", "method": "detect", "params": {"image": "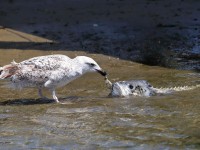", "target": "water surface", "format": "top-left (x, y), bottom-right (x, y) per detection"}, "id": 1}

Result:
top-left (0, 50), bottom-right (199, 150)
